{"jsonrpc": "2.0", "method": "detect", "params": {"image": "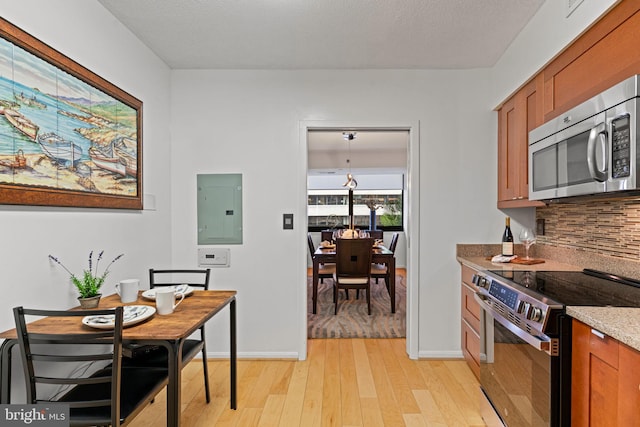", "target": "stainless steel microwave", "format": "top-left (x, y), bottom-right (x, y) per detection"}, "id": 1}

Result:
top-left (528, 75), bottom-right (640, 201)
